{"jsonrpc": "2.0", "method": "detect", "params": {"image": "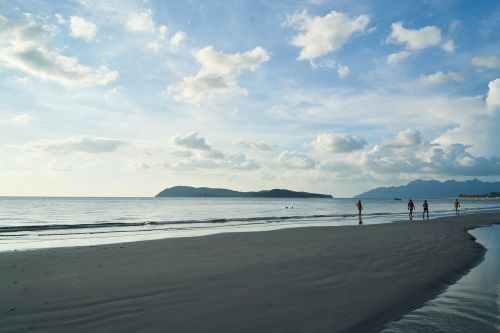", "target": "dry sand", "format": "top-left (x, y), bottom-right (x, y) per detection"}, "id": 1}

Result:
top-left (1, 213), bottom-right (499, 333)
